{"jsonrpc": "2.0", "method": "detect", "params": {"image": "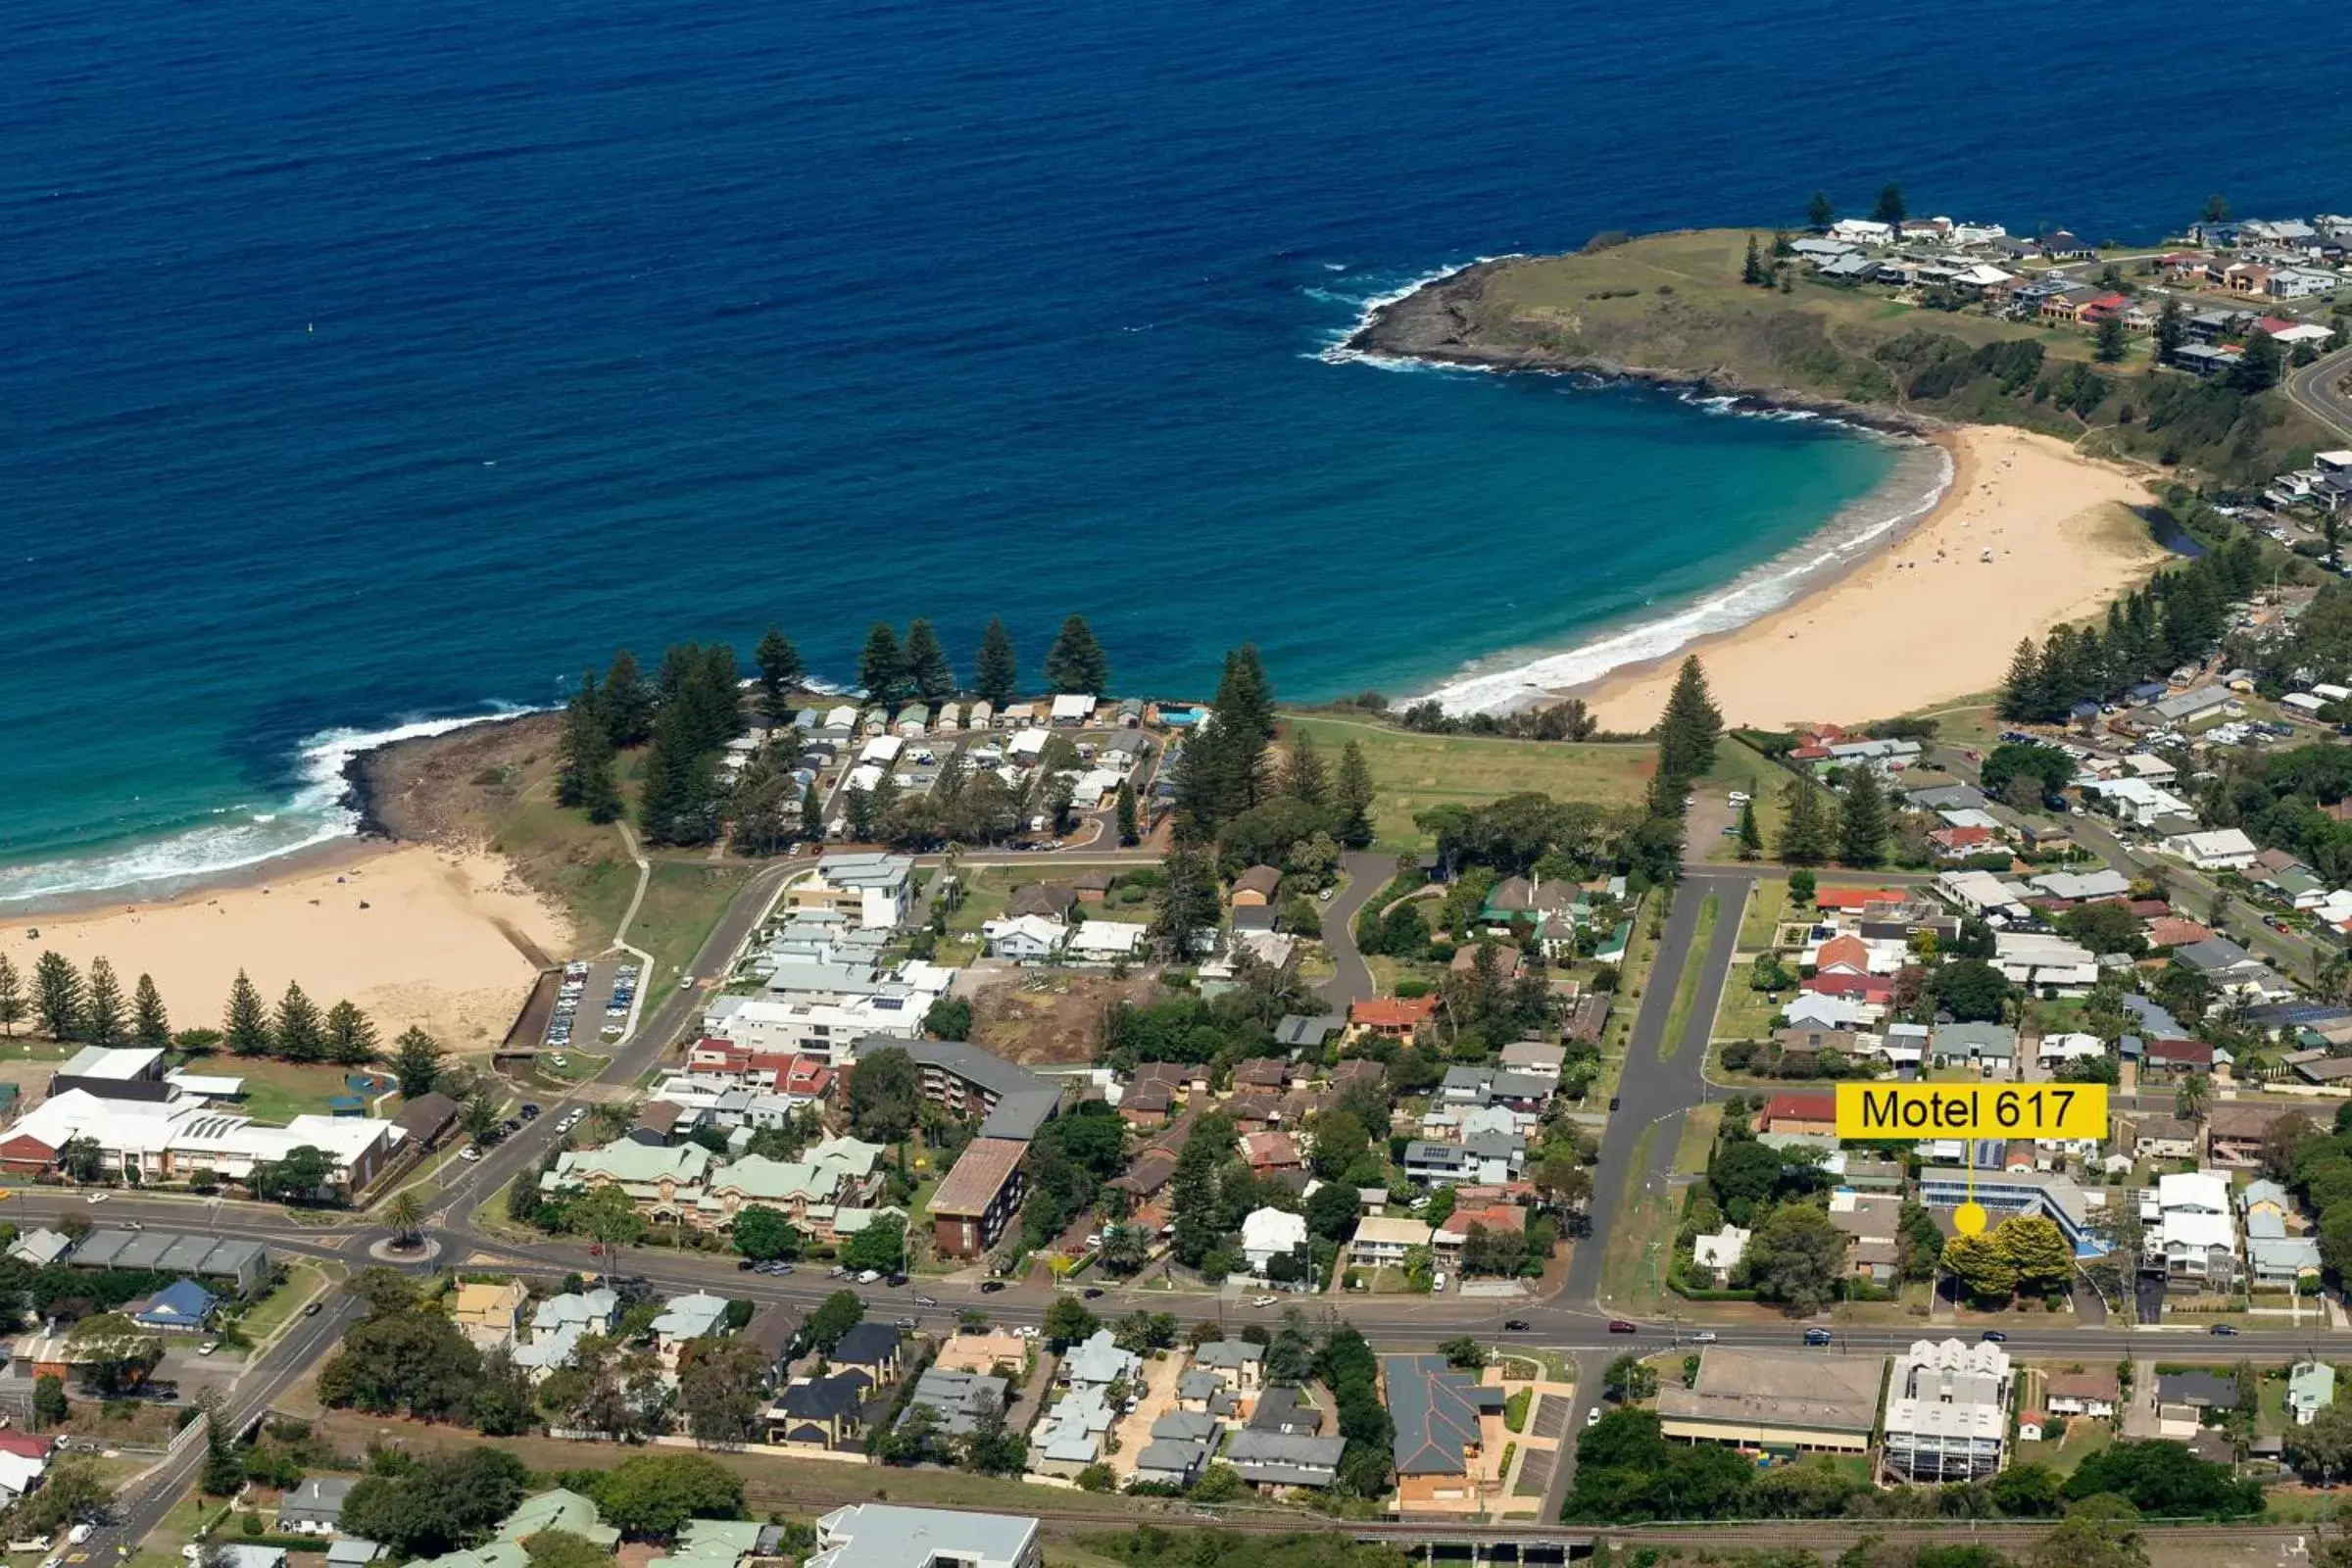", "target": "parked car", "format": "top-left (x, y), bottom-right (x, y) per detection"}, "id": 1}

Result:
top-left (460, 1147), bottom-right (482, 1162)
top-left (884, 1272), bottom-right (909, 1288)
top-left (1585, 1406), bottom-right (1603, 1427)
top-left (196, 1343), bottom-right (219, 1356)
top-left (856, 1269), bottom-right (881, 1284)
